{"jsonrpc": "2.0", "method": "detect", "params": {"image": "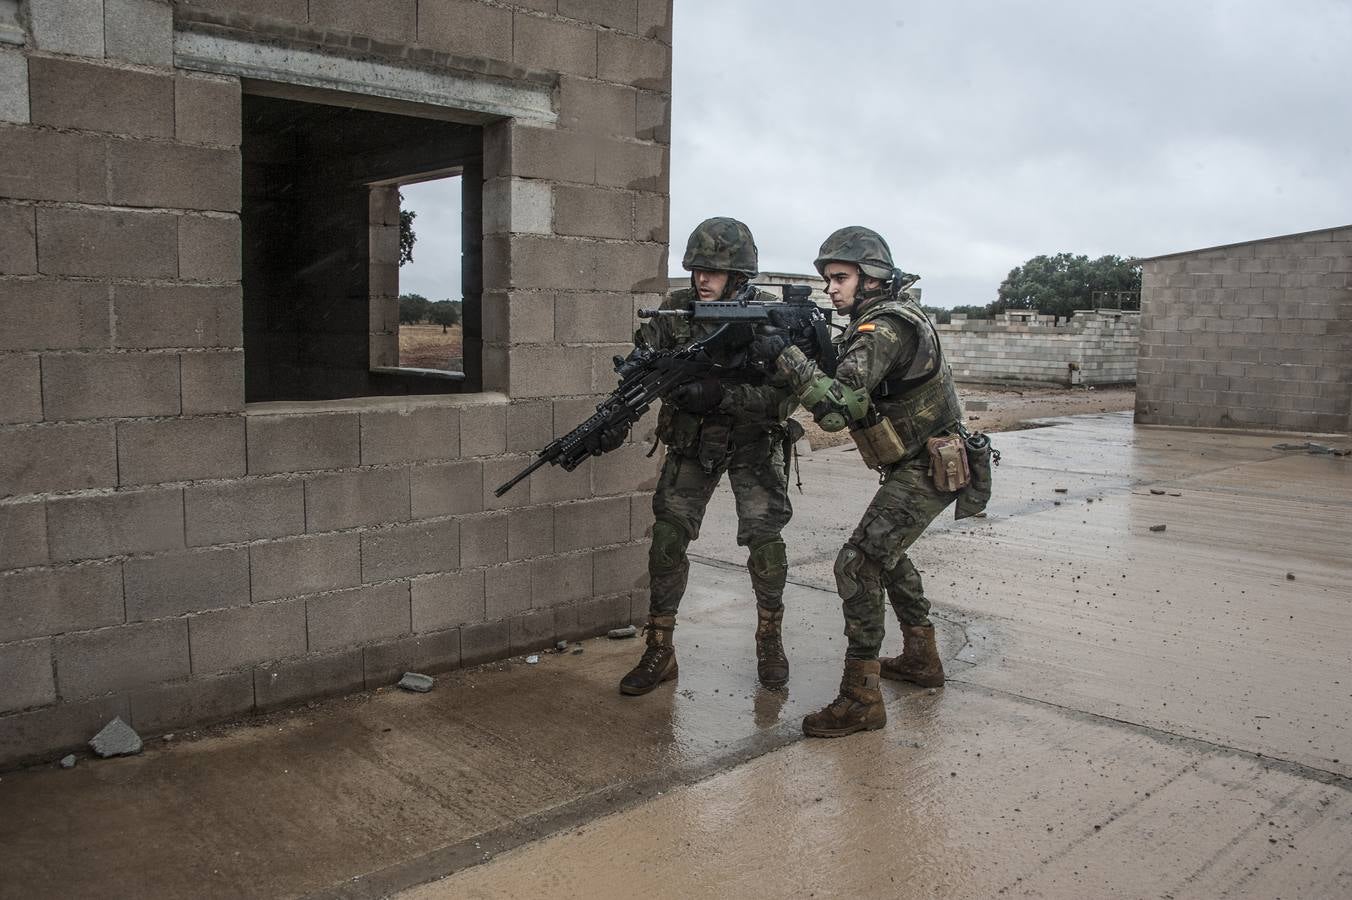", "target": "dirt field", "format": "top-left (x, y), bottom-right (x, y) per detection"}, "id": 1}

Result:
top-left (796, 384), bottom-right (1136, 449)
top-left (399, 323), bottom-right (462, 370)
